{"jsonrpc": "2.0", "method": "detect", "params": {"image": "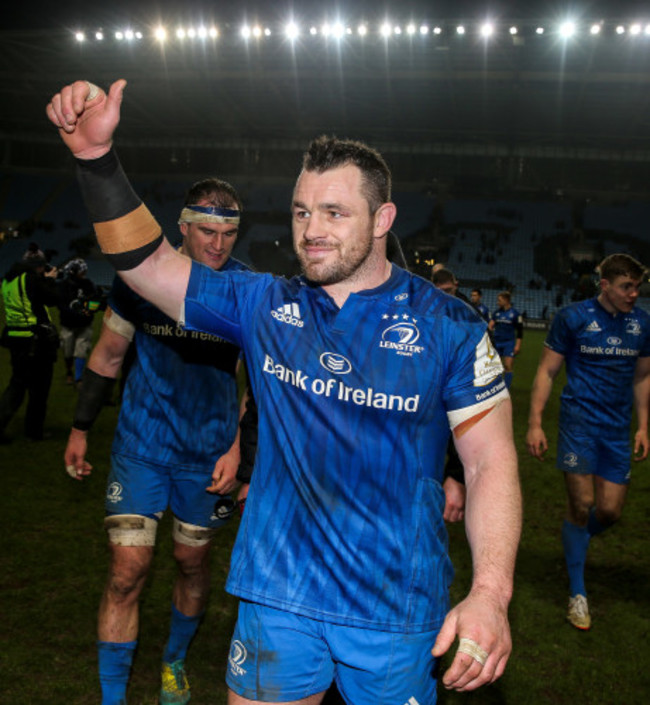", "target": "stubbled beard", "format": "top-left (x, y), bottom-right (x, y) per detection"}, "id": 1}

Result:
top-left (297, 234), bottom-right (374, 286)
